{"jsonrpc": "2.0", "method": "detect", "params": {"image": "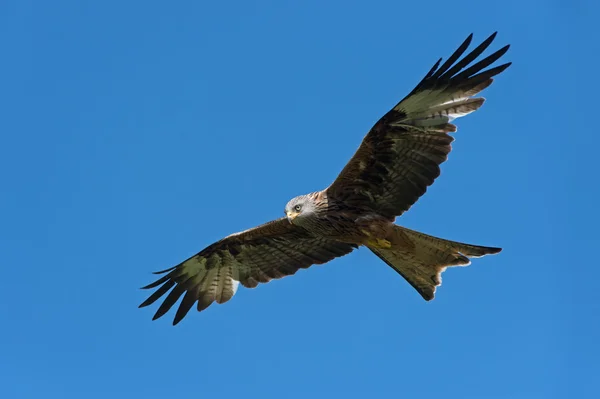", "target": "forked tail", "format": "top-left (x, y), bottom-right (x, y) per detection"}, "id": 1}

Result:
top-left (369, 225), bottom-right (501, 300)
